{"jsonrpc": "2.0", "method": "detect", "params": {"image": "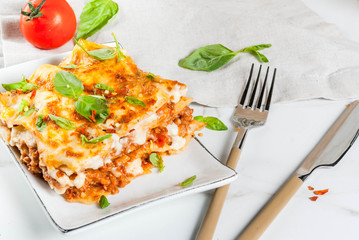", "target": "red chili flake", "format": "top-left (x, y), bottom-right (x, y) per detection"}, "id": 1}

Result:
top-left (314, 189), bottom-right (329, 195)
top-left (89, 110), bottom-right (96, 122)
top-left (30, 90), bottom-right (37, 99)
top-left (16, 89), bottom-right (23, 94)
top-left (105, 128), bottom-right (116, 133)
top-left (308, 186), bottom-right (314, 191)
top-left (309, 196), bottom-right (318, 201)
